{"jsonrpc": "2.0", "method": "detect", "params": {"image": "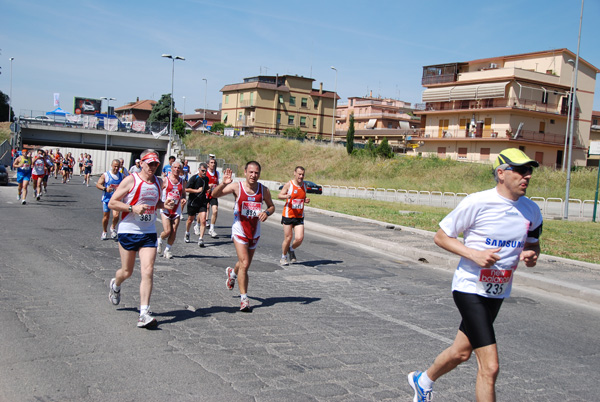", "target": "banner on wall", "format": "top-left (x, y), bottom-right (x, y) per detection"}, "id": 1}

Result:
top-left (74, 97), bottom-right (102, 115)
